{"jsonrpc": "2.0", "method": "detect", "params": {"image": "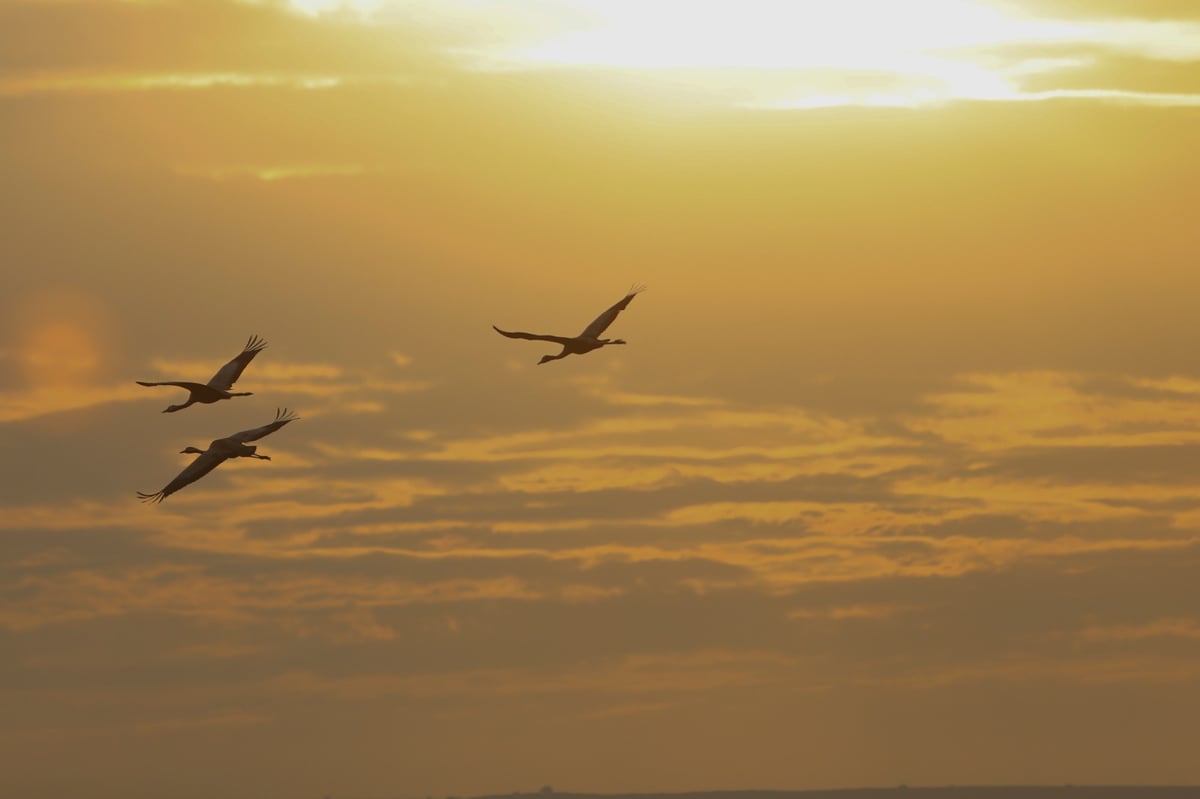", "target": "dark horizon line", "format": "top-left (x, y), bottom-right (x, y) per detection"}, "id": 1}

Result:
top-left (468, 786), bottom-right (1200, 799)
